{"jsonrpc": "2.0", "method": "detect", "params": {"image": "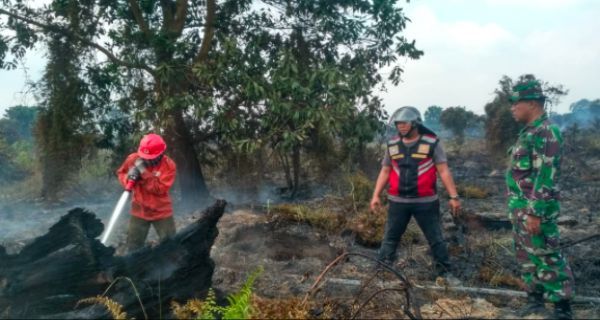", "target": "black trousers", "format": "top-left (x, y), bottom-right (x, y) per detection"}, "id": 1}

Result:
top-left (377, 200), bottom-right (450, 274)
